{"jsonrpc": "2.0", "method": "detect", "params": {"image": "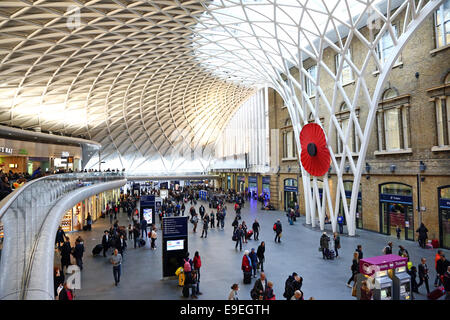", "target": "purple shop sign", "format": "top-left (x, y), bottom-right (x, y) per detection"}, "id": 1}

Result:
top-left (359, 254), bottom-right (408, 276)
